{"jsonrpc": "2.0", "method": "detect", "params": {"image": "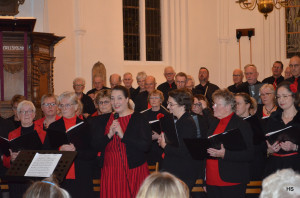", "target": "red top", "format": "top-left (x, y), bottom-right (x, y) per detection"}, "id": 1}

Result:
top-left (206, 112), bottom-right (240, 186)
top-left (3, 124), bottom-right (46, 168)
top-left (91, 111), bottom-right (99, 117)
top-left (62, 115), bottom-right (77, 180)
top-left (34, 115), bottom-right (61, 130)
